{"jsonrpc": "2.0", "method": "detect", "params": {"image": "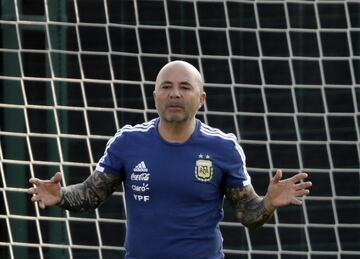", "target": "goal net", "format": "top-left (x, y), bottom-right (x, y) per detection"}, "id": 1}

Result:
top-left (0, 0), bottom-right (359, 258)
